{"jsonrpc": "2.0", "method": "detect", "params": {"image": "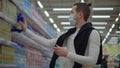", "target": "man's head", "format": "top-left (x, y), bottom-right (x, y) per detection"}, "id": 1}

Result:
top-left (69, 2), bottom-right (91, 25)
